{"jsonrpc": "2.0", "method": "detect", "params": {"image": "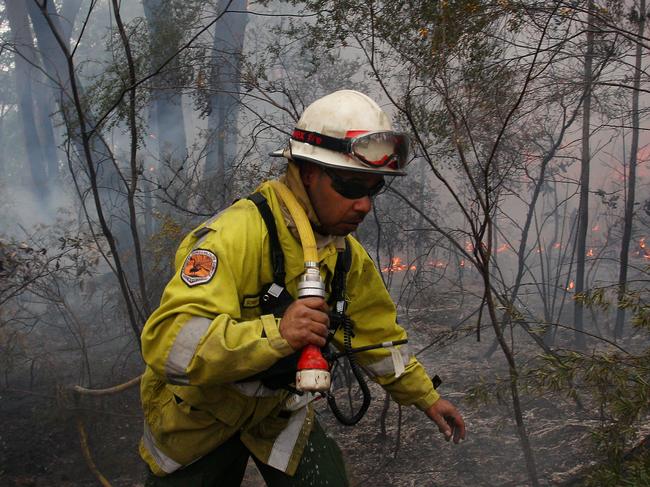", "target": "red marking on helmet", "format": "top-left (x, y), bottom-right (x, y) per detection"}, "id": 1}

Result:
top-left (345, 130), bottom-right (369, 139)
top-left (306, 133), bottom-right (322, 145)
